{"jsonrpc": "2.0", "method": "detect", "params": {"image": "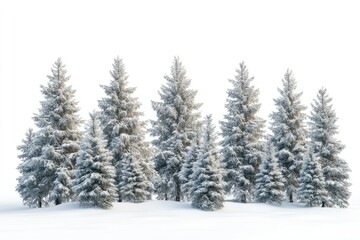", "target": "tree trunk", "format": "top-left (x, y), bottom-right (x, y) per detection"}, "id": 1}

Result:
top-left (55, 198), bottom-right (61, 205)
top-left (175, 194), bottom-right (180, 202)
top-left (289, 193), bottom-right (293, 203)
top-left (175, 178), bottom-right (181, 202)
top-left (38, 197), bottom-right (42, 208)
top-left (322, 201), bottom-right (325, 207)
top-left (240, 193), bottom-right (247, 203)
